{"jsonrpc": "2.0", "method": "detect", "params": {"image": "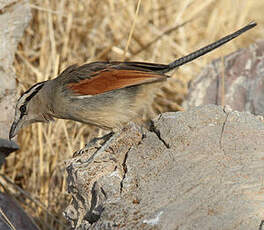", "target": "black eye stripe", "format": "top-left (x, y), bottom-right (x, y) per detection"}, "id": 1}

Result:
top-left (17, 82), bottom-right (45, 120)
top-left (18, 81), bottom-right (45, 102)
top-left (22, 82), bottom-right (45, 96)
top-left (24, 83), bottom-right (45, 102)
